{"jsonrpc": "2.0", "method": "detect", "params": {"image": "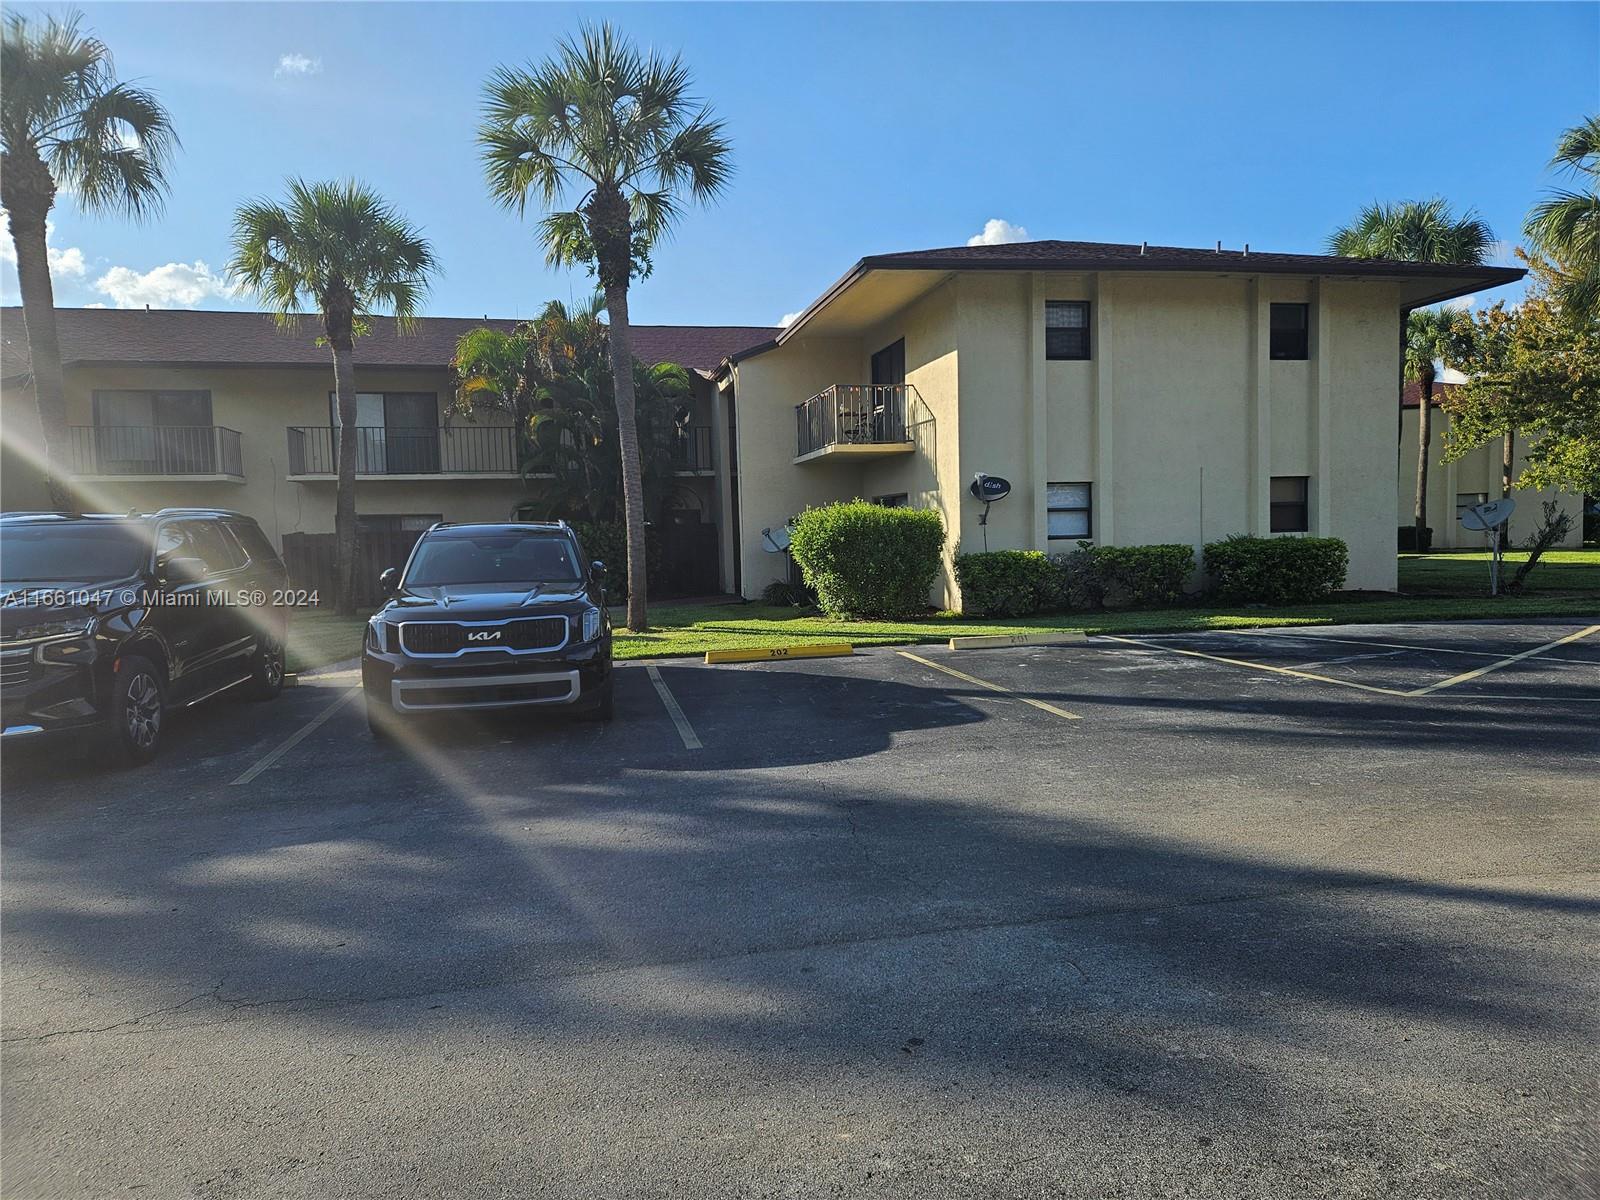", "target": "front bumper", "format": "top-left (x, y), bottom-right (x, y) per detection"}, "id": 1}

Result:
top-left (1, 646), bottom-right (108, 739)
top-left (362, 638), bottom-right (610, 714)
